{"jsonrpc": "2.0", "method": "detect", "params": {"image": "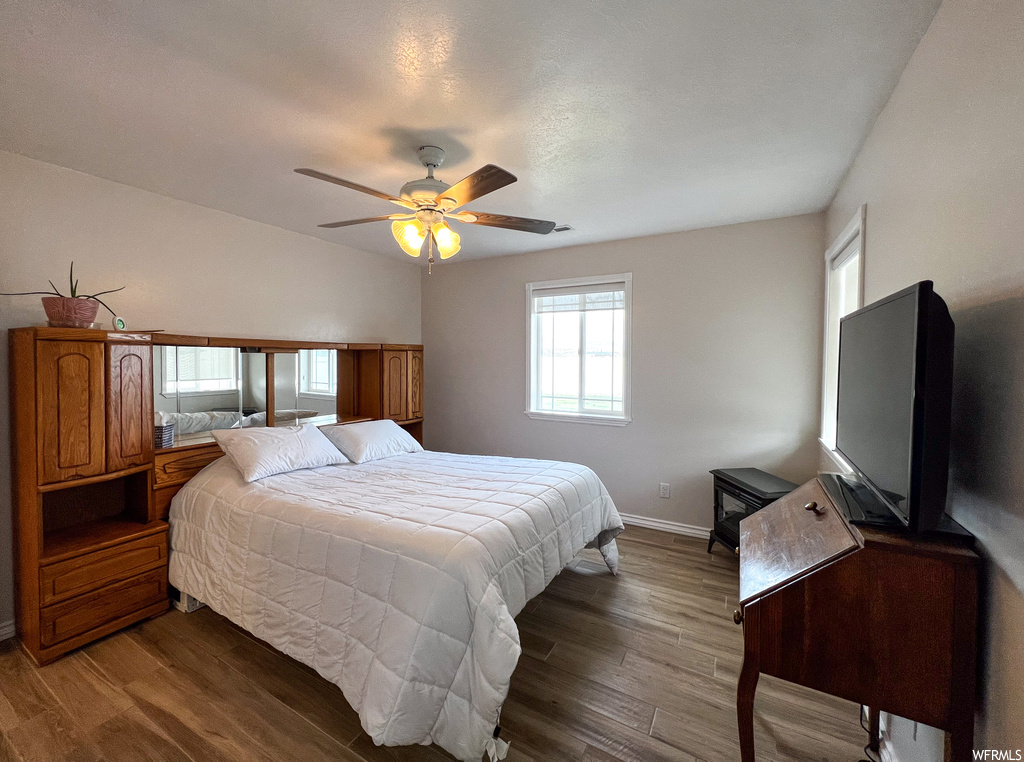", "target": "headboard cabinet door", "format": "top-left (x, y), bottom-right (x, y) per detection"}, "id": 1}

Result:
top-left (409, 350), bottom-right (423, 420)
top-left (382, 349), bottom-right (409, 421)
top-left (36, 340), bottom-right (106, 484)
top-left (106, 343), bottom-right (154, 471)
